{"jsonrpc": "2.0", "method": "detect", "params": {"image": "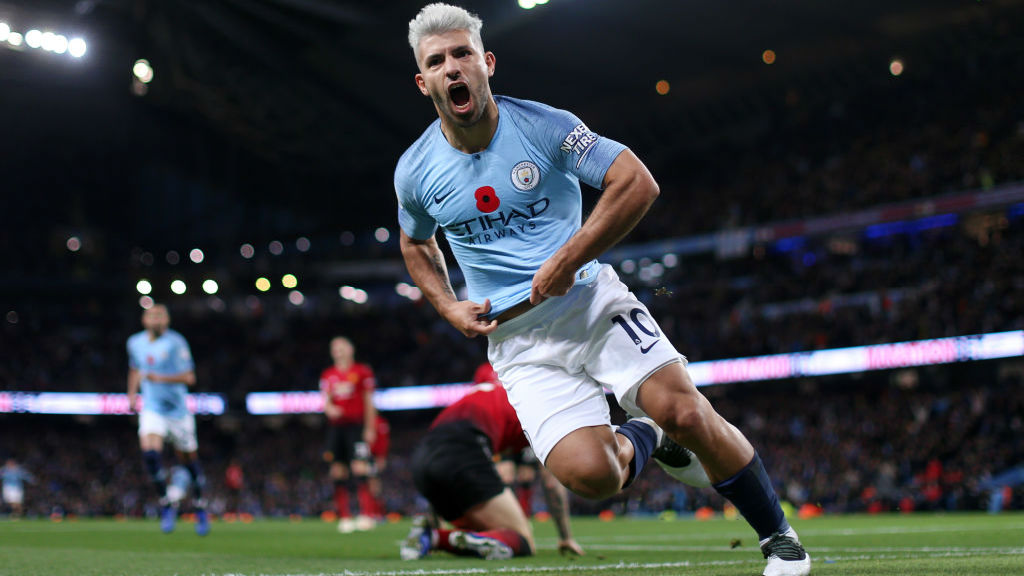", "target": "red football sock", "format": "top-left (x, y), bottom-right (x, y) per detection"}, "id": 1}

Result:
top-left (516, 484), bottom-right (534, 515)
top-left (356, 481), bottom-right (375, 517)
top-left (333, 484), bottom-right (350, 518)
